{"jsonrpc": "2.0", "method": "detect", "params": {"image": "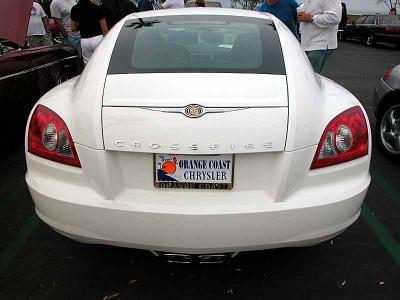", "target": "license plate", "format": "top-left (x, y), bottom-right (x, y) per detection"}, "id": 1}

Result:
top-left (154, 154), bottom-right (234, 190)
